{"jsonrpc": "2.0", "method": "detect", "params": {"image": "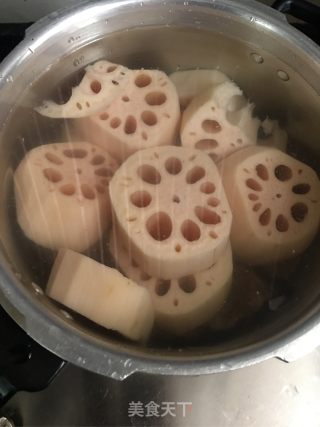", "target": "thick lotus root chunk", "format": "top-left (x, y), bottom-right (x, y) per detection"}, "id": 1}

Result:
top-left (220, 146), bottom-right (320, 265)
top-left (109, 146), bottom-right (232, 279)
top-left (47, 248), bottom-right (154, 342)
top-left (14, 142), bottom-right (118, 252)
top-left (76, 69), bottom-right (180, 161)
top-left (35, 60), bottom-right (131, 118)
top-left (180, 81), bottom-right (260, 162)
top-left (170, 69), bottom-right (230, 110)
top-left (110, 233), bottom-right (232, 335)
